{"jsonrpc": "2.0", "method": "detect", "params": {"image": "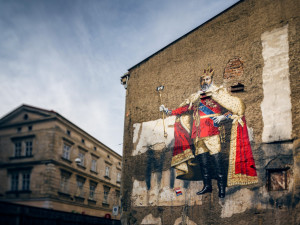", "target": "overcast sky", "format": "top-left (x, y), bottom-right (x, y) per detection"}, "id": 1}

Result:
top-left (0, 0), bottom-right (239, 155)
